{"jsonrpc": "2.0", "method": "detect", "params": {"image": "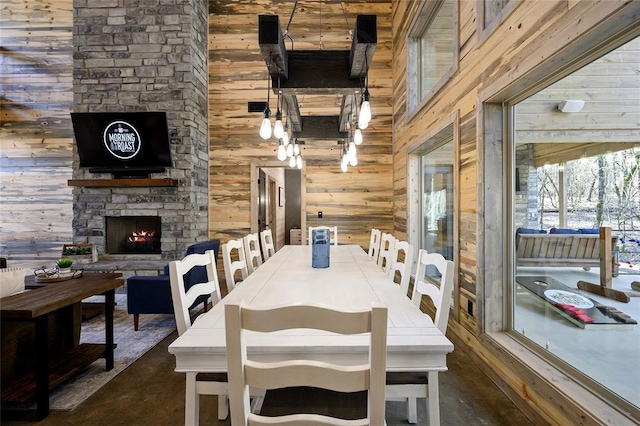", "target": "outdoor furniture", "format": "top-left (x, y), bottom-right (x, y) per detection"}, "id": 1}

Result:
top-left (126, 239), bottom-right (220, 331)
